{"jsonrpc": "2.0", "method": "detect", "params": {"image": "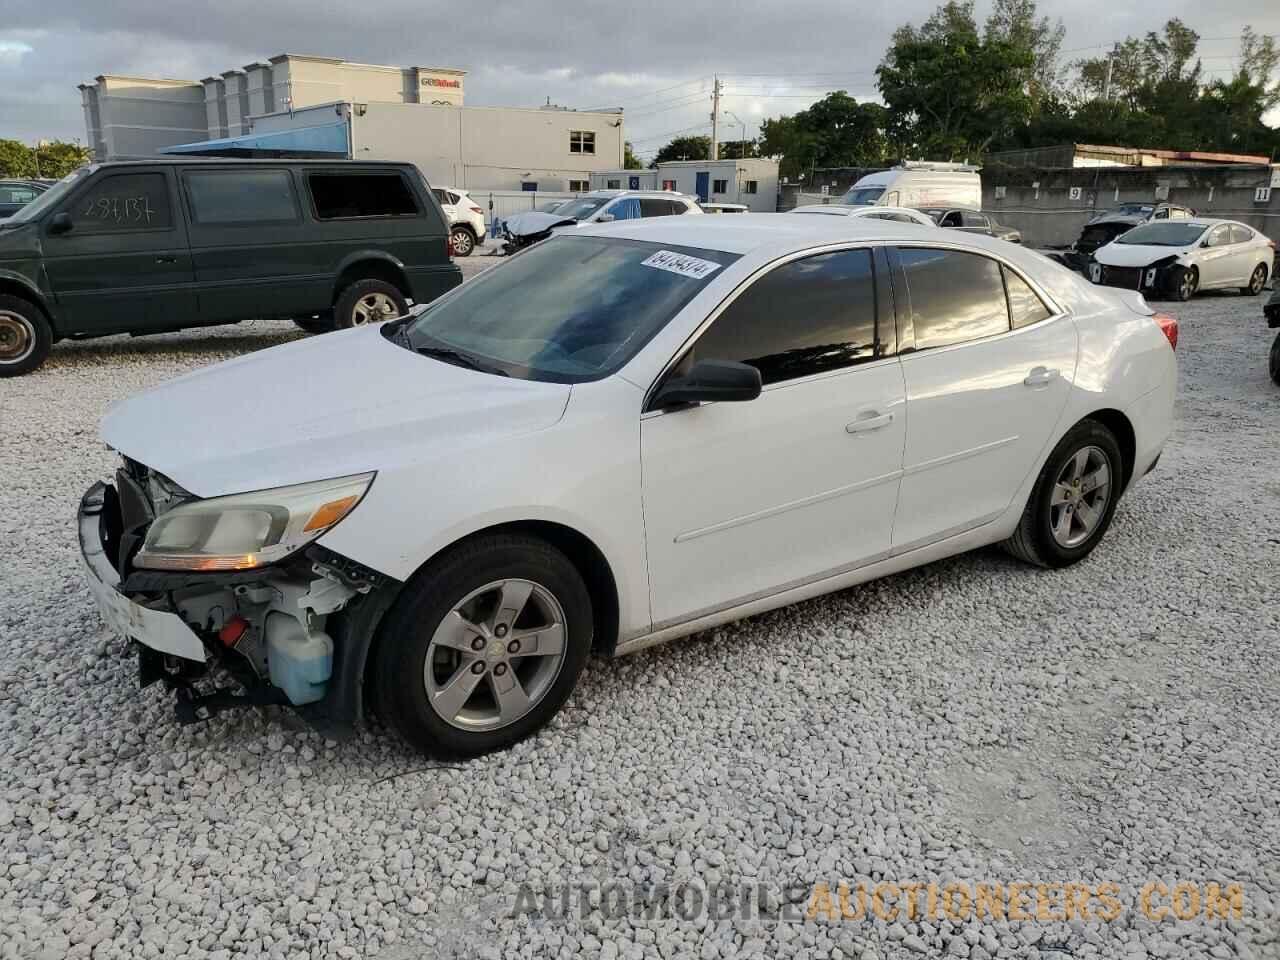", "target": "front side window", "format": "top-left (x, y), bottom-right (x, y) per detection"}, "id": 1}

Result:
top-left (712, 179), bottom-right (727, 194)
top-left (897, 248), bottom-right (1009, 350)
top-left (186, 170), bottom-right (296, 224)
top-left (69, 173), bottom-right (172, 232)
top-left (961, 211), bottom-right (989, 228)
top-left (309, 173), bottom-right (418, 219)
top-left (402, 236), bottom-right (738, 383)
top-left (690, 249), bottom-right (879, 386)
top-left (569, 131), bottom-right (596, 155)
top-left (1003, 266), bottom-right (1052, 329)
top-left (1206, 224), bottom-right (1232, 247)
top-left (8, 166), bottom-right (94, 224)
